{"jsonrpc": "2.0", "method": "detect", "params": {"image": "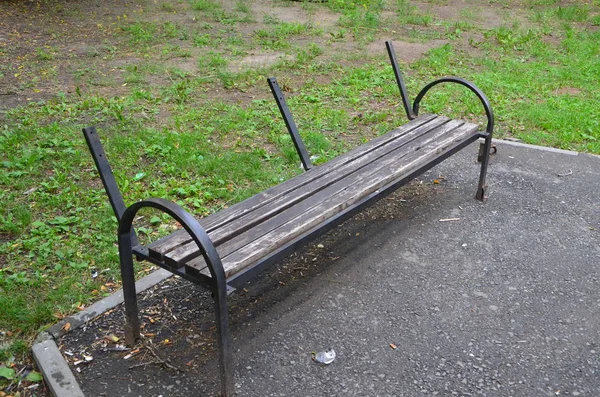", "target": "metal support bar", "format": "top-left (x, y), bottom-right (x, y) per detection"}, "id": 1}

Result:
top-left (82, 127), bottom-right (138, 246)
top-left (267, 77), bottom-right (313, 171)
top-left (118, 198), bottom-right (234, 396)
top-left (385, 41), bottom-right (416, 120)
top-left (413, 77), bottom-right (494, 135)
top-left (476, 134), bottom-right (493, 201)
top-left (409, 77), bottom-right (495, 201)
